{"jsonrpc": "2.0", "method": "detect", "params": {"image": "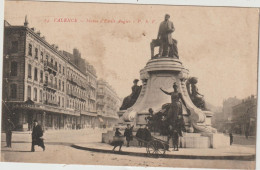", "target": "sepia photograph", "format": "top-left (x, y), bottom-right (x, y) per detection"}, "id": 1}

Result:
top-left (1, 1), bottom-right (259, 169)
